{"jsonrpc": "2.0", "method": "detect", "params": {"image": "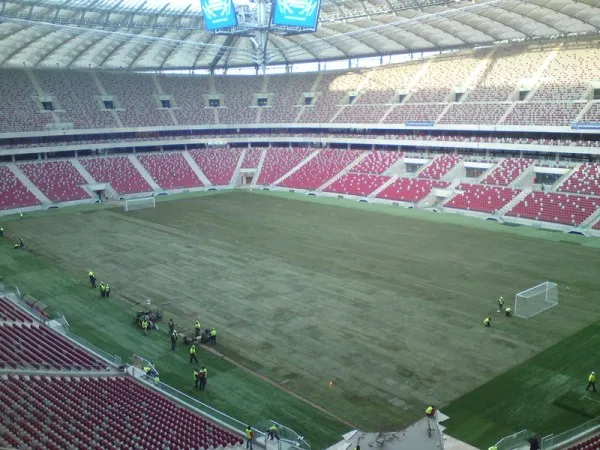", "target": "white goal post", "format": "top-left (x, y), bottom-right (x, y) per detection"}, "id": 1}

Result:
top-left (124, 197), bottom-right (155, 212)
top-left (514, 282), bottom-right (558, 318)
